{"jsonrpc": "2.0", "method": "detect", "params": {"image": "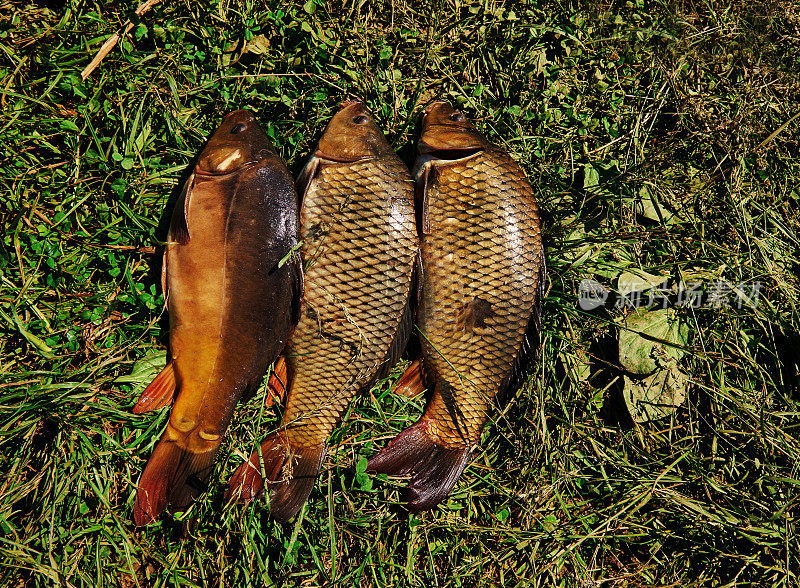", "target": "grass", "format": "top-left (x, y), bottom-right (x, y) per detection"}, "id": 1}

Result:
top-left (2, 0), bottom-right (800, 585)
